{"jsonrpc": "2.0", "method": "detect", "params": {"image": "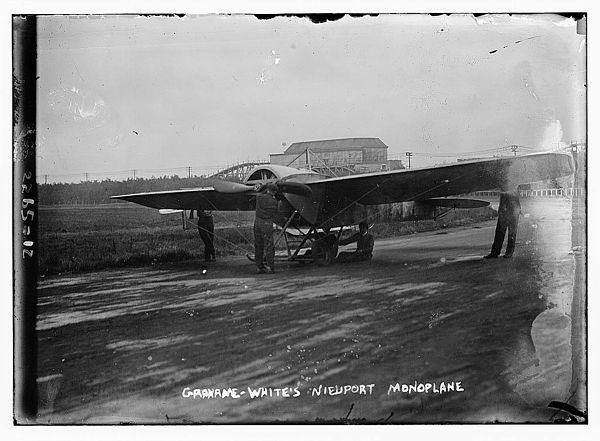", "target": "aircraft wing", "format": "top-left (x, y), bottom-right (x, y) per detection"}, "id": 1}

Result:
top-left (306, 152), bottom-right (574, 205)
top-left (112, 152), bottom-right (573, 212)
top-left (111, 187), bottom-right (254, 211)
